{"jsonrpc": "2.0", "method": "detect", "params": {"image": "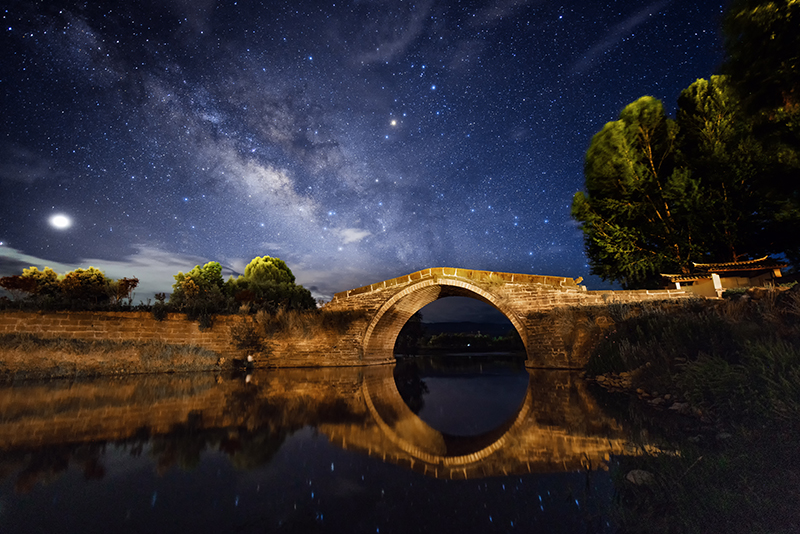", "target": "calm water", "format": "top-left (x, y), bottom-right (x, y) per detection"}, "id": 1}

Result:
top-left (0, 356), bottom-right (636, 533)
